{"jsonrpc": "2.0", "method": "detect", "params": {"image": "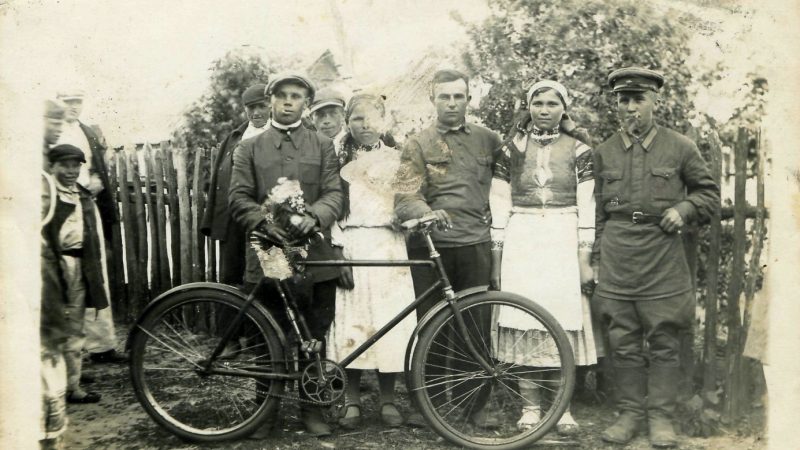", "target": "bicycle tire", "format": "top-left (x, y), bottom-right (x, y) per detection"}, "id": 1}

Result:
top-left (409, 291), bottom-right (576, 450)
top-left (129, 287), bottom-right (285, 442)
